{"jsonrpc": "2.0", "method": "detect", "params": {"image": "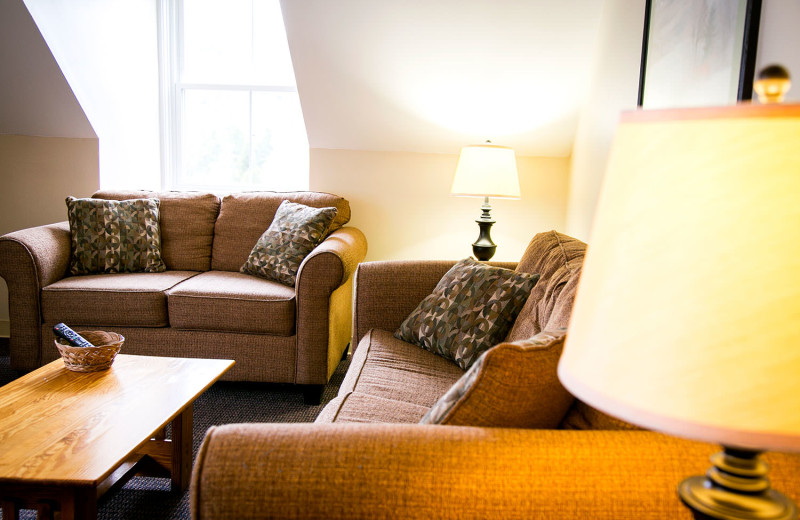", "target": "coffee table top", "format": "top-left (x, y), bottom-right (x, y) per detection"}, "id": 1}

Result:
top-left (0, 354), bottom-right (234, 486)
